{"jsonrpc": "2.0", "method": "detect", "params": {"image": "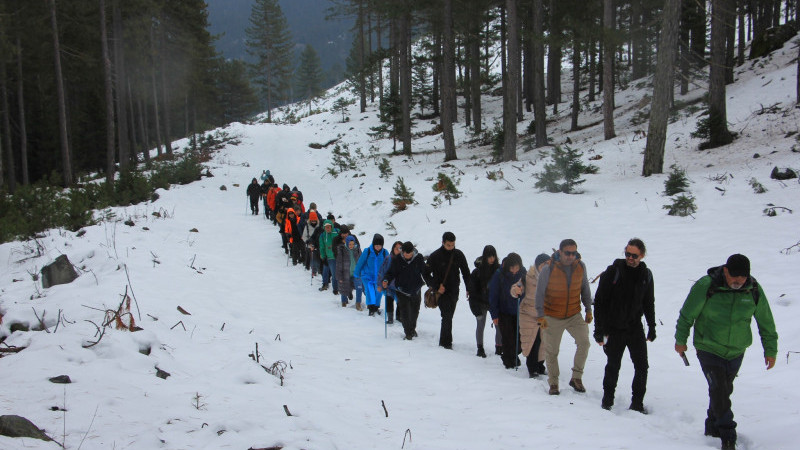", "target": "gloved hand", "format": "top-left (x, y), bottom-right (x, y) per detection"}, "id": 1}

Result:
top-left (537, 317), bottom-right (548, 330)
top-left (647, 326), bottom-right (656, 342)
top-left (594, 330), bottom-right (605, 344)
top-left (585, 311), bottom-right (593, 324)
